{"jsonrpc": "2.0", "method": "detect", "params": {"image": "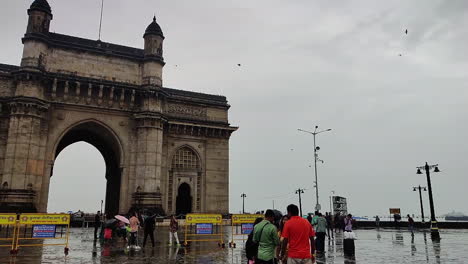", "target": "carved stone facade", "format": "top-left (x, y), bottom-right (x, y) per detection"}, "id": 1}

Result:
top-left (0, 0), bottom-right (236, 215)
